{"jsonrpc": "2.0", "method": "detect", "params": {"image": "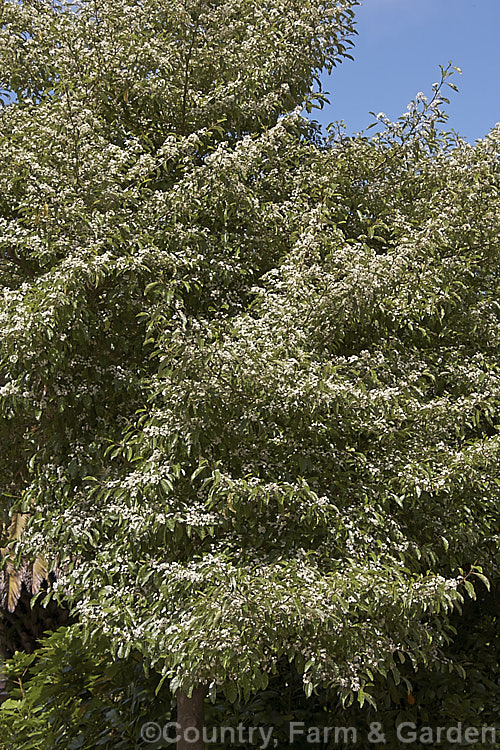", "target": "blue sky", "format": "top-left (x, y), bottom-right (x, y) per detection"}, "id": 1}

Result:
top-left (313, 0), bottom-right (500, 142)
